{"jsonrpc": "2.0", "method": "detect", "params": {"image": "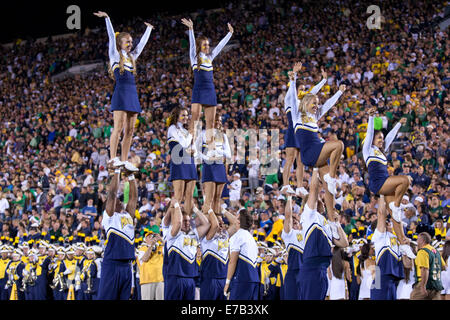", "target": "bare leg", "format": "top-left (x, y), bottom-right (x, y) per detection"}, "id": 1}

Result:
top-left (171, 180), bottom-right (186, 210)
top-left (121, 112), bottom-right (138, 163)
top-left (379, 176), bottom-right (410, 208)
top-left (282, 147), bottom-right (297, 187)
top-left (213, 183), bottom-right (225, 214)
top-left (295, 150), bottom-right (304, 188)
top-left (110, 111), bottom-right (126, 160)
top-left (315, 140), bottom-right (344, 178)
top-left (184, 180), bottom-right (196, 217)
top-left (204, 105), bottom-right (217, 151)
top-left (202, 181), bottom-right (216, 215)
top-left (189, 103), bottom-right (202, 139)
